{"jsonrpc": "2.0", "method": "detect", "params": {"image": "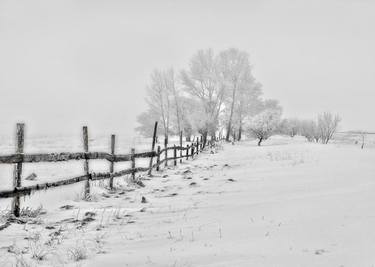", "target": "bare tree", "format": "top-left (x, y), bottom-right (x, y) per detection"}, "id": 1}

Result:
top-left (317, 112), bottom-right (341, 144)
